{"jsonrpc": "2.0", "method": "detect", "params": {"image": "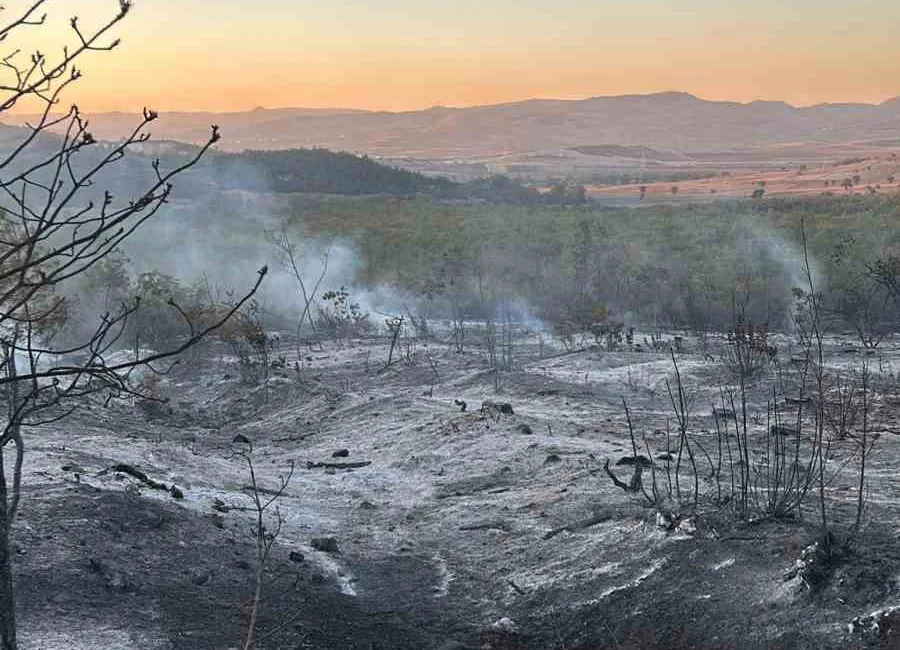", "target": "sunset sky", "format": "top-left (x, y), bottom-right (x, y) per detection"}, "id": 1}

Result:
top-left (6, 0), bottom-right (900, 112)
